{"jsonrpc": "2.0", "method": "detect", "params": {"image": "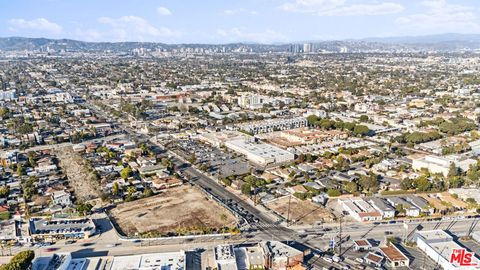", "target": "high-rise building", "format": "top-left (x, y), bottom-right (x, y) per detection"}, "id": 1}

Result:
top-left (303, 43), bottom-right (312, 53)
